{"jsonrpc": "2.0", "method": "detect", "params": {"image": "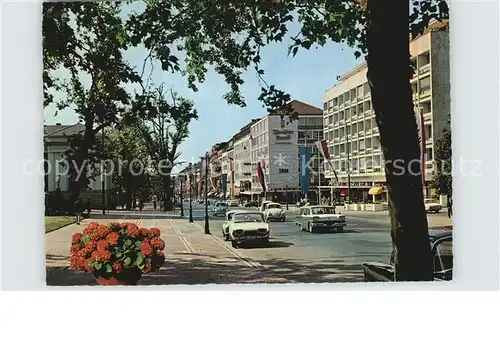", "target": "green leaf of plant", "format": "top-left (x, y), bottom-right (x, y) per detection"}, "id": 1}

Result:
top-left (95, 262), bottom-right (102, 270)
top-left (125, 239), bottom-right (132, 247)
top-left (137, 263), bottom-right (145, 270)
top-left (124, 257), bottom-right (131, 266)
top-left (115, 252), bottom-right (123, 258)
top-left (136, 254), bottom-right (144, 266)
top-left (105, 264), bottom-right (112, 273)
top-left (81, 235), bottom-right (90, 244)
top-left (145, 257), bottom-right (152, 264)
